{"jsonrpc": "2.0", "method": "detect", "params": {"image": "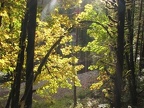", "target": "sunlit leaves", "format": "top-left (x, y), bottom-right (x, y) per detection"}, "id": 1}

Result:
top-left (90, 81), bottom-right (103, 90)
top-left (102, 88), bottom-right (110, 98)
top-left (0, 0), bottom-right (84, 97)
top-left (0, 0), bottom-right (26, 73)
top-left (35, 54), bottom-right (83, 94)
top-left (34, 5), bottom-right (84, 95)
top-left (0, 10), bottom-right (8, 17)
top-left (76, 1), bottom-right (116, 100)
top-left (90, 71), bottom-right (110, 89)
top-left (78, 4), bottom-right (97, 21)
top-left (77, 3), bottom-right (112, 68)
